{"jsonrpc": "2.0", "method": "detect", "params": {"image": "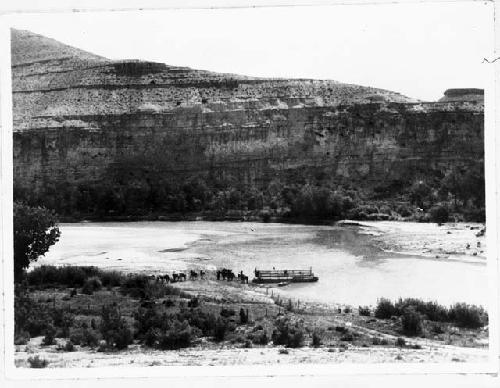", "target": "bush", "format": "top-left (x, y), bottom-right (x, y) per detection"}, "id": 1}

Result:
top-left (340, 333), bottom-right (354, 342)
top-left (272, 317), bottom-right (304, 348)
top-left (64, 340), bottom-right (75, 352)
top-left (375, 298), bottom-right (396, 319)
top-left (430, 205), bottom-right (449, 223)
top-left (69, 327), bottom-right (99, 348)
top-left (187, 298), bottom-right (199, 308)
top-left (82, 276), bottom-right (102, 295)
top-left (14, 330), bottom-right (30, 345)
top-left (401, 308), bottom-right (423, 336)
top-left (394, 298), bottom-right (449, 322)
top-left (449, 303), bottom-right (488, 329)
top-left (220, 308), bottom-right (236, 318)
top-left (51, 307), bottom-right (75, 337)
top-left (358, 306), bottom-right (371, 316)
top-left (312, 330), bottom-right (322, 347)
top-left (214, 318), bottom-right (228, 342)
top-left (240, 308), bottom-right (248, 324)
top-left (99, 305), bottom-right (133, 350)
top-left (396, 337), bottom-right (406, 347)
top-left (42, 324), bottom-right (56, 346)
top-left (27, 265), bottom-right (102, 288)
top-left (157, 320), bottom-right (194, 350)
top-left (27, 355), bottom-right (49, 368)
top-left (99, 271), bottom-right (123, 287)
